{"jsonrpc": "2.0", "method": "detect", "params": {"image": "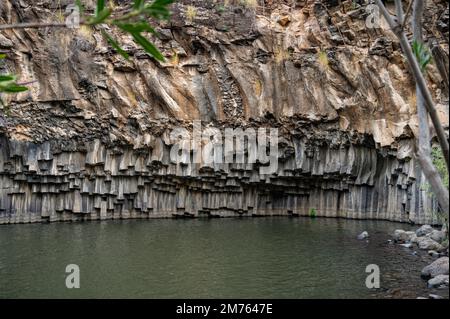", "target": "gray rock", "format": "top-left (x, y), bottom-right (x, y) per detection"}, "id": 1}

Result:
top-left (421, 257), bottom-right (449, 278)
top-left (0, 34), bottom-right (13, 48)
top-left (418, 238), bottom-right (443, 251)
top-left (429, 230), bottom-right (446, 243)
top-left (357, 231), bottom-right (369, 240)
top-left (393, 229), bottom-right (415, 242)
top-left (410, 234), bottom-right (419, 243)
top-left (428, 294), bottom-right (444, 299)
top-left (428, 250), bottom-right (440, 258)
top-left (400, 243), bottom-right (413, 248)
top-left (427, 275), bottom-right (449, 288)
top-left (416, 225), bottom-right (434, 237)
